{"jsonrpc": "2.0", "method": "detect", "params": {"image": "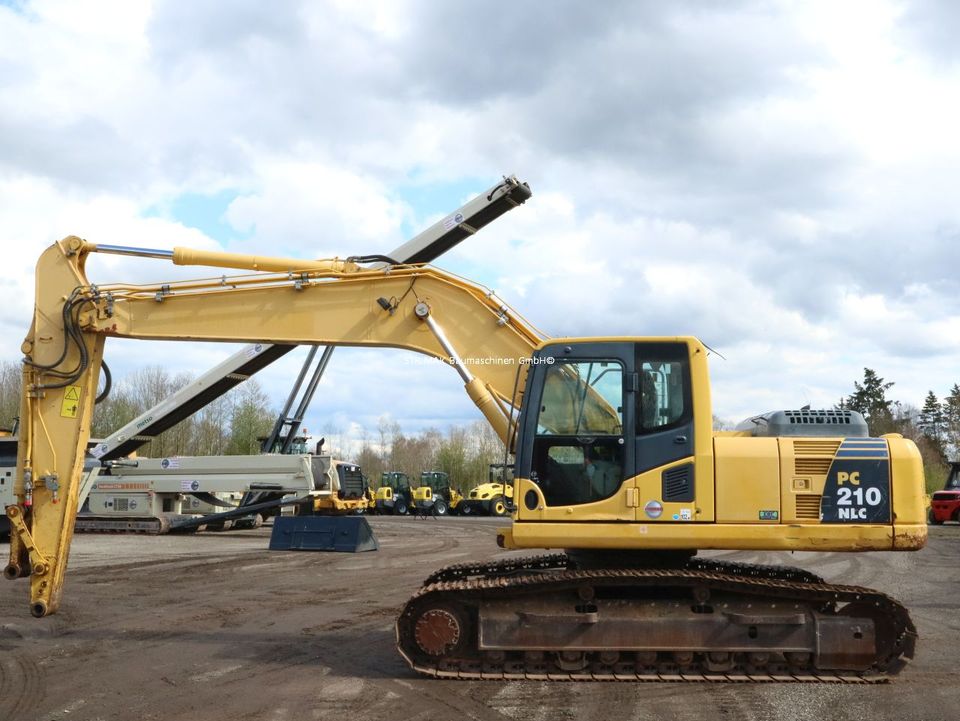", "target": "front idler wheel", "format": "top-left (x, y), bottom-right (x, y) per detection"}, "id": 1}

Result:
top-left (412, 604), bottom-right (470, 659)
